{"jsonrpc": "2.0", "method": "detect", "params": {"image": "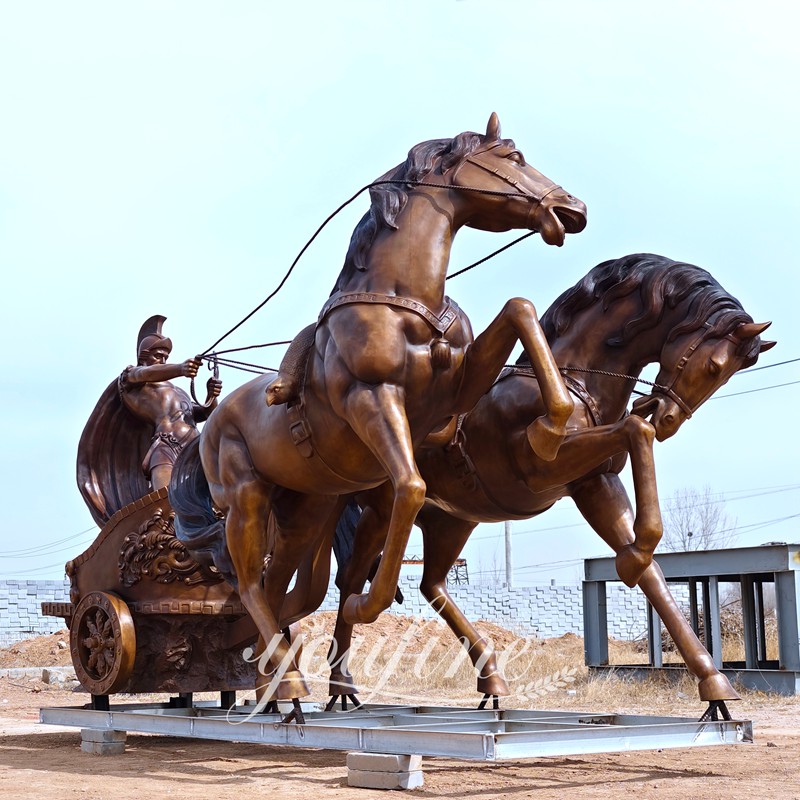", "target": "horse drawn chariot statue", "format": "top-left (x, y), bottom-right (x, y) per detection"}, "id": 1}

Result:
top-left (42, 115), bottom-right (773, 726)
